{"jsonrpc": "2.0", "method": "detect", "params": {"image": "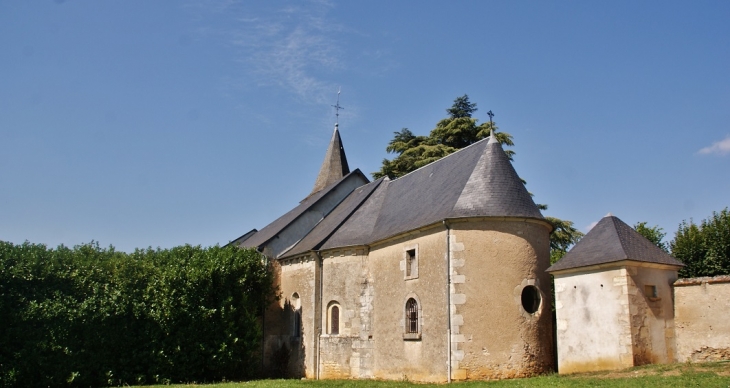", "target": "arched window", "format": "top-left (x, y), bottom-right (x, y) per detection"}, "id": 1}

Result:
top-left (291, 293), bottom-right (301, 337)
top-left (327, 302), bottom-right (340, 335)
top-left (405, 298), bottom-right (419, 334)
